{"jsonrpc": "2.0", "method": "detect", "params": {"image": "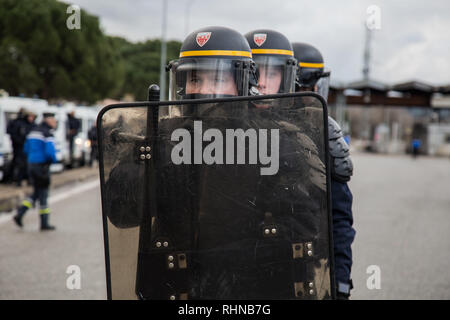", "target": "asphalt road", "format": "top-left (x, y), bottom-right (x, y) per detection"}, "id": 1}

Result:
top-left (0, 179), bottom-right (106, 300)
top-left (0, 153), bottom-right (449, 300)
top-left (349, 153), bottom-right (450, 300)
